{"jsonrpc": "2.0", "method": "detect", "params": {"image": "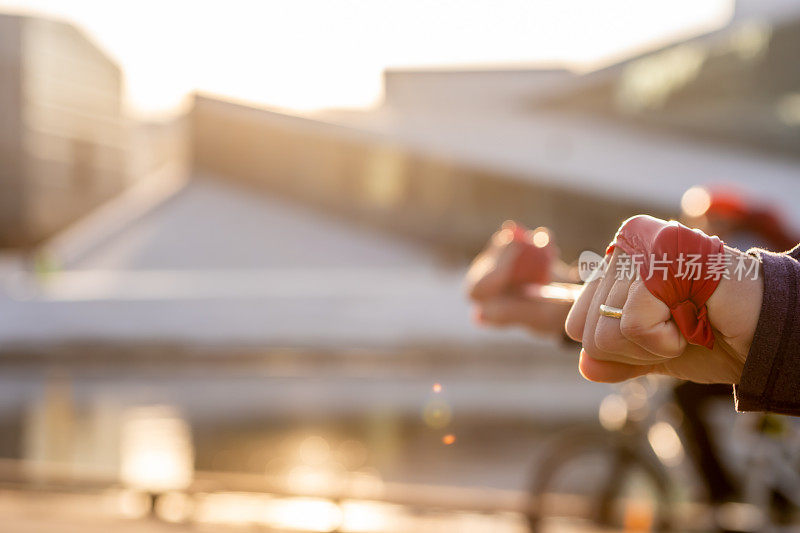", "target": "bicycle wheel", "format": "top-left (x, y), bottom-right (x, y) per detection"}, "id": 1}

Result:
top-left (525, 428), bottom-right (673, 532)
